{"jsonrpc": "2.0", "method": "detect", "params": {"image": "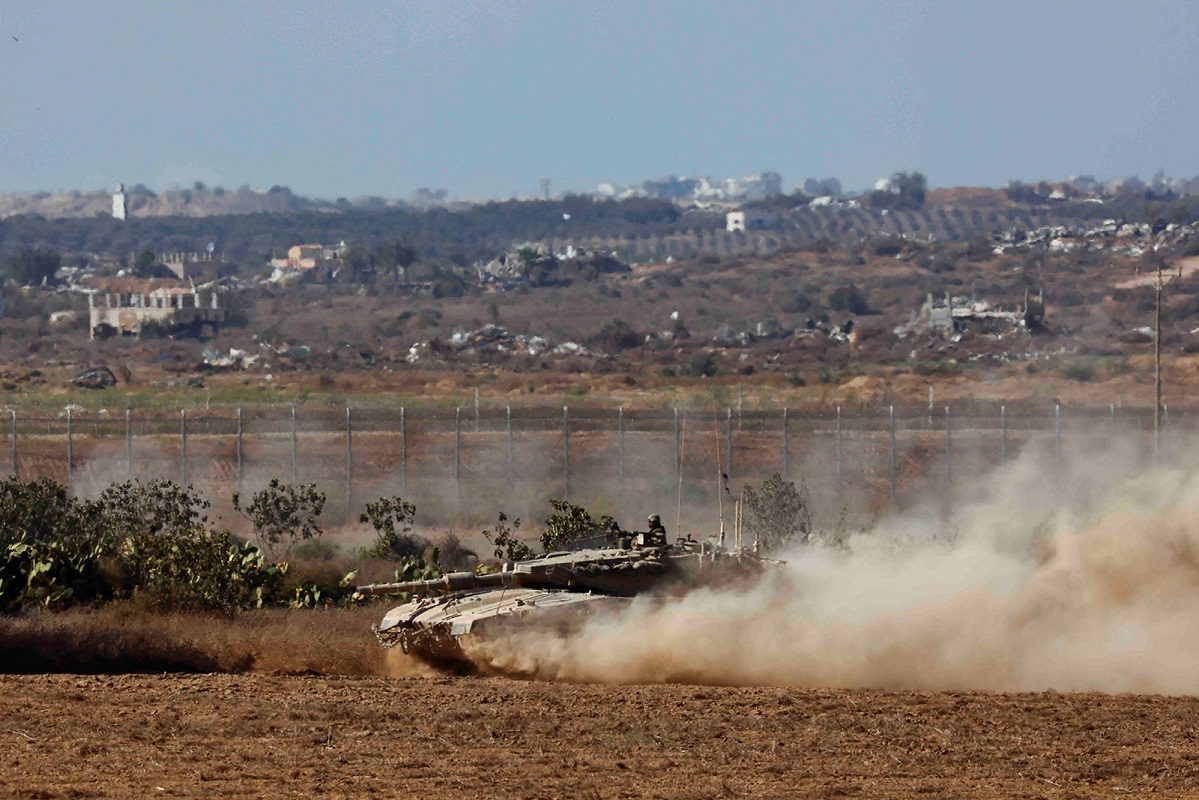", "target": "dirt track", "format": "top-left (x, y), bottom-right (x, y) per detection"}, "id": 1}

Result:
top-left (4, 674), bottom-right (1199, 799)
